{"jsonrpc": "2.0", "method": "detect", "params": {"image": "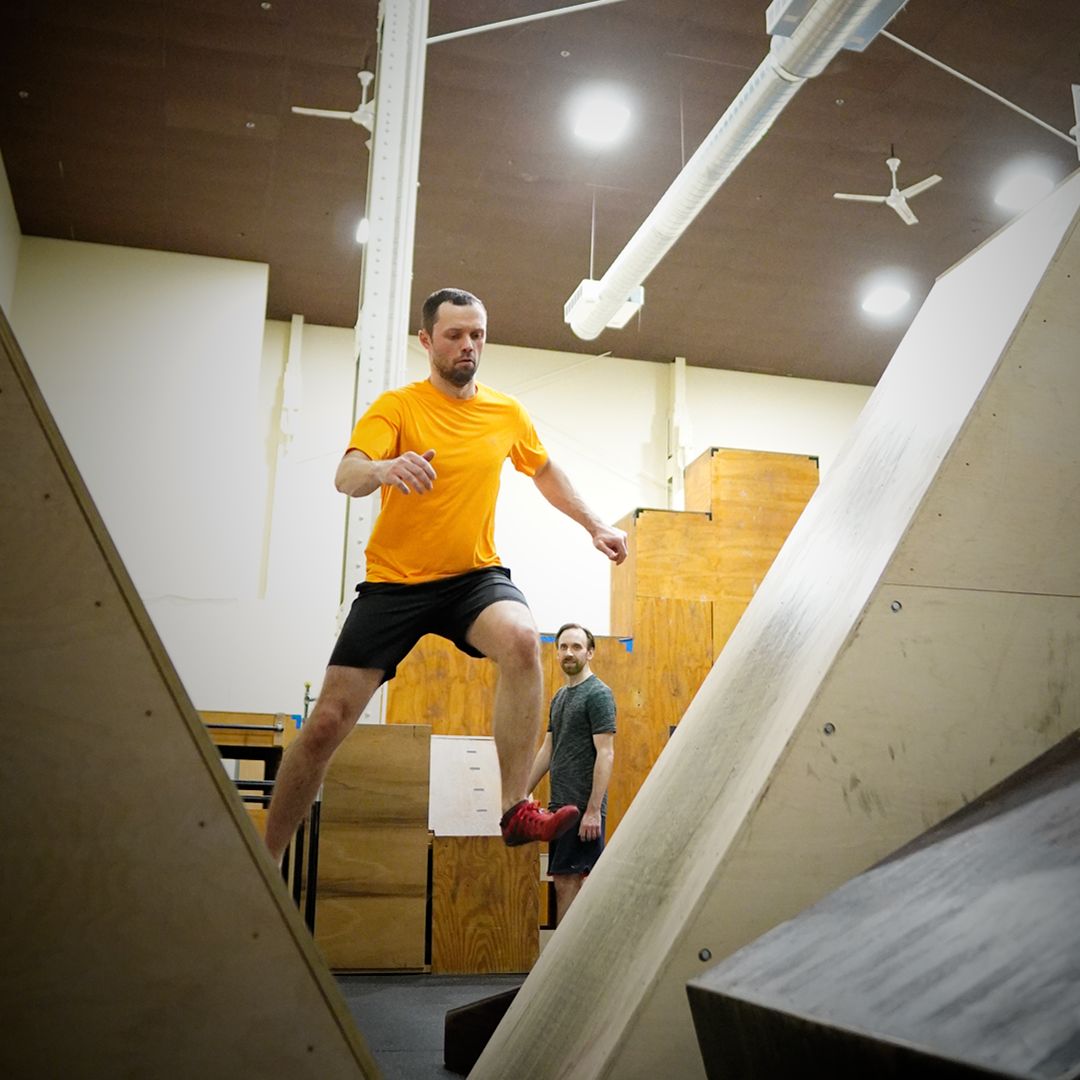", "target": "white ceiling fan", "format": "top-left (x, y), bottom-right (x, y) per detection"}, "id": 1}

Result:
top-left (291, 71), bottom-right (375, 148)
top-left (834, 148), bottom-right (942, 225)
